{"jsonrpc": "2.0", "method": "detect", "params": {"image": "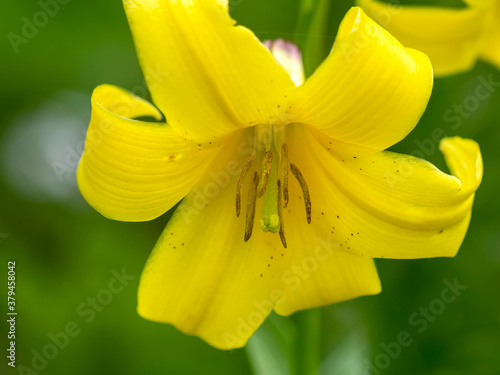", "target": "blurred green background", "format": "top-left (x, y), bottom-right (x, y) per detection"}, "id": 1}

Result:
top-left (1, 0), bottom-right (499, 374)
